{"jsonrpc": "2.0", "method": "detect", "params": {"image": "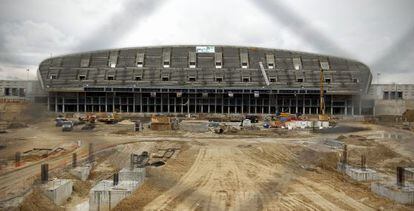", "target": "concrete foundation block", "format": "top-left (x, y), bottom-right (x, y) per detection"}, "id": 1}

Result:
top-left (41, 179), bottom-right (73, 205)
top-left (89, 180), bottom-right (140, 211)
top-left (346, 167), bottom-right (377, 181)
top-left (119, 167), bottom-right (145, 182)
top-left (371, 182), bottom-right (414, 205)
top-left (70, 165), bottom-right (92, 181)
